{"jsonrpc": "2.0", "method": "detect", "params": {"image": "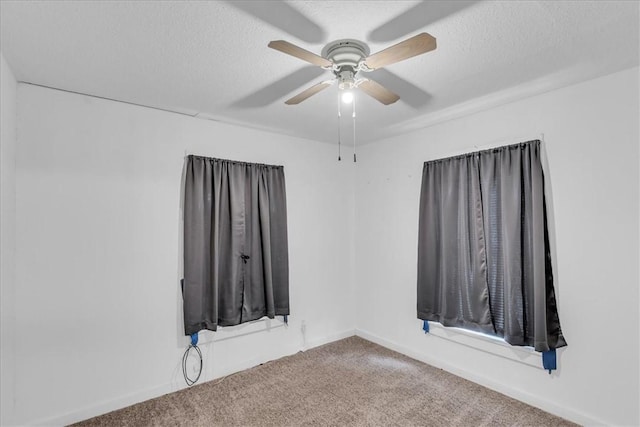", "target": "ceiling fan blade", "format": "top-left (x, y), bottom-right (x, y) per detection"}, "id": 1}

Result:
top-left (268, 40), bottom-right (333, 68)
top-left (364, 33), bottom-right (436, 70)
top-left (285, 81), bottom-right (332, 105)
top-left (358, 79), bottom-right (400, 105)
